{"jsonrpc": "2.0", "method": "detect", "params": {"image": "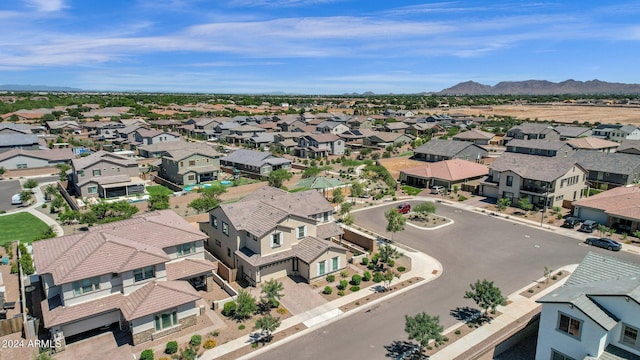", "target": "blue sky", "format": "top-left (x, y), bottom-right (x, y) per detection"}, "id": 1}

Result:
top-left (1, 1), bottom-right (639, 94)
